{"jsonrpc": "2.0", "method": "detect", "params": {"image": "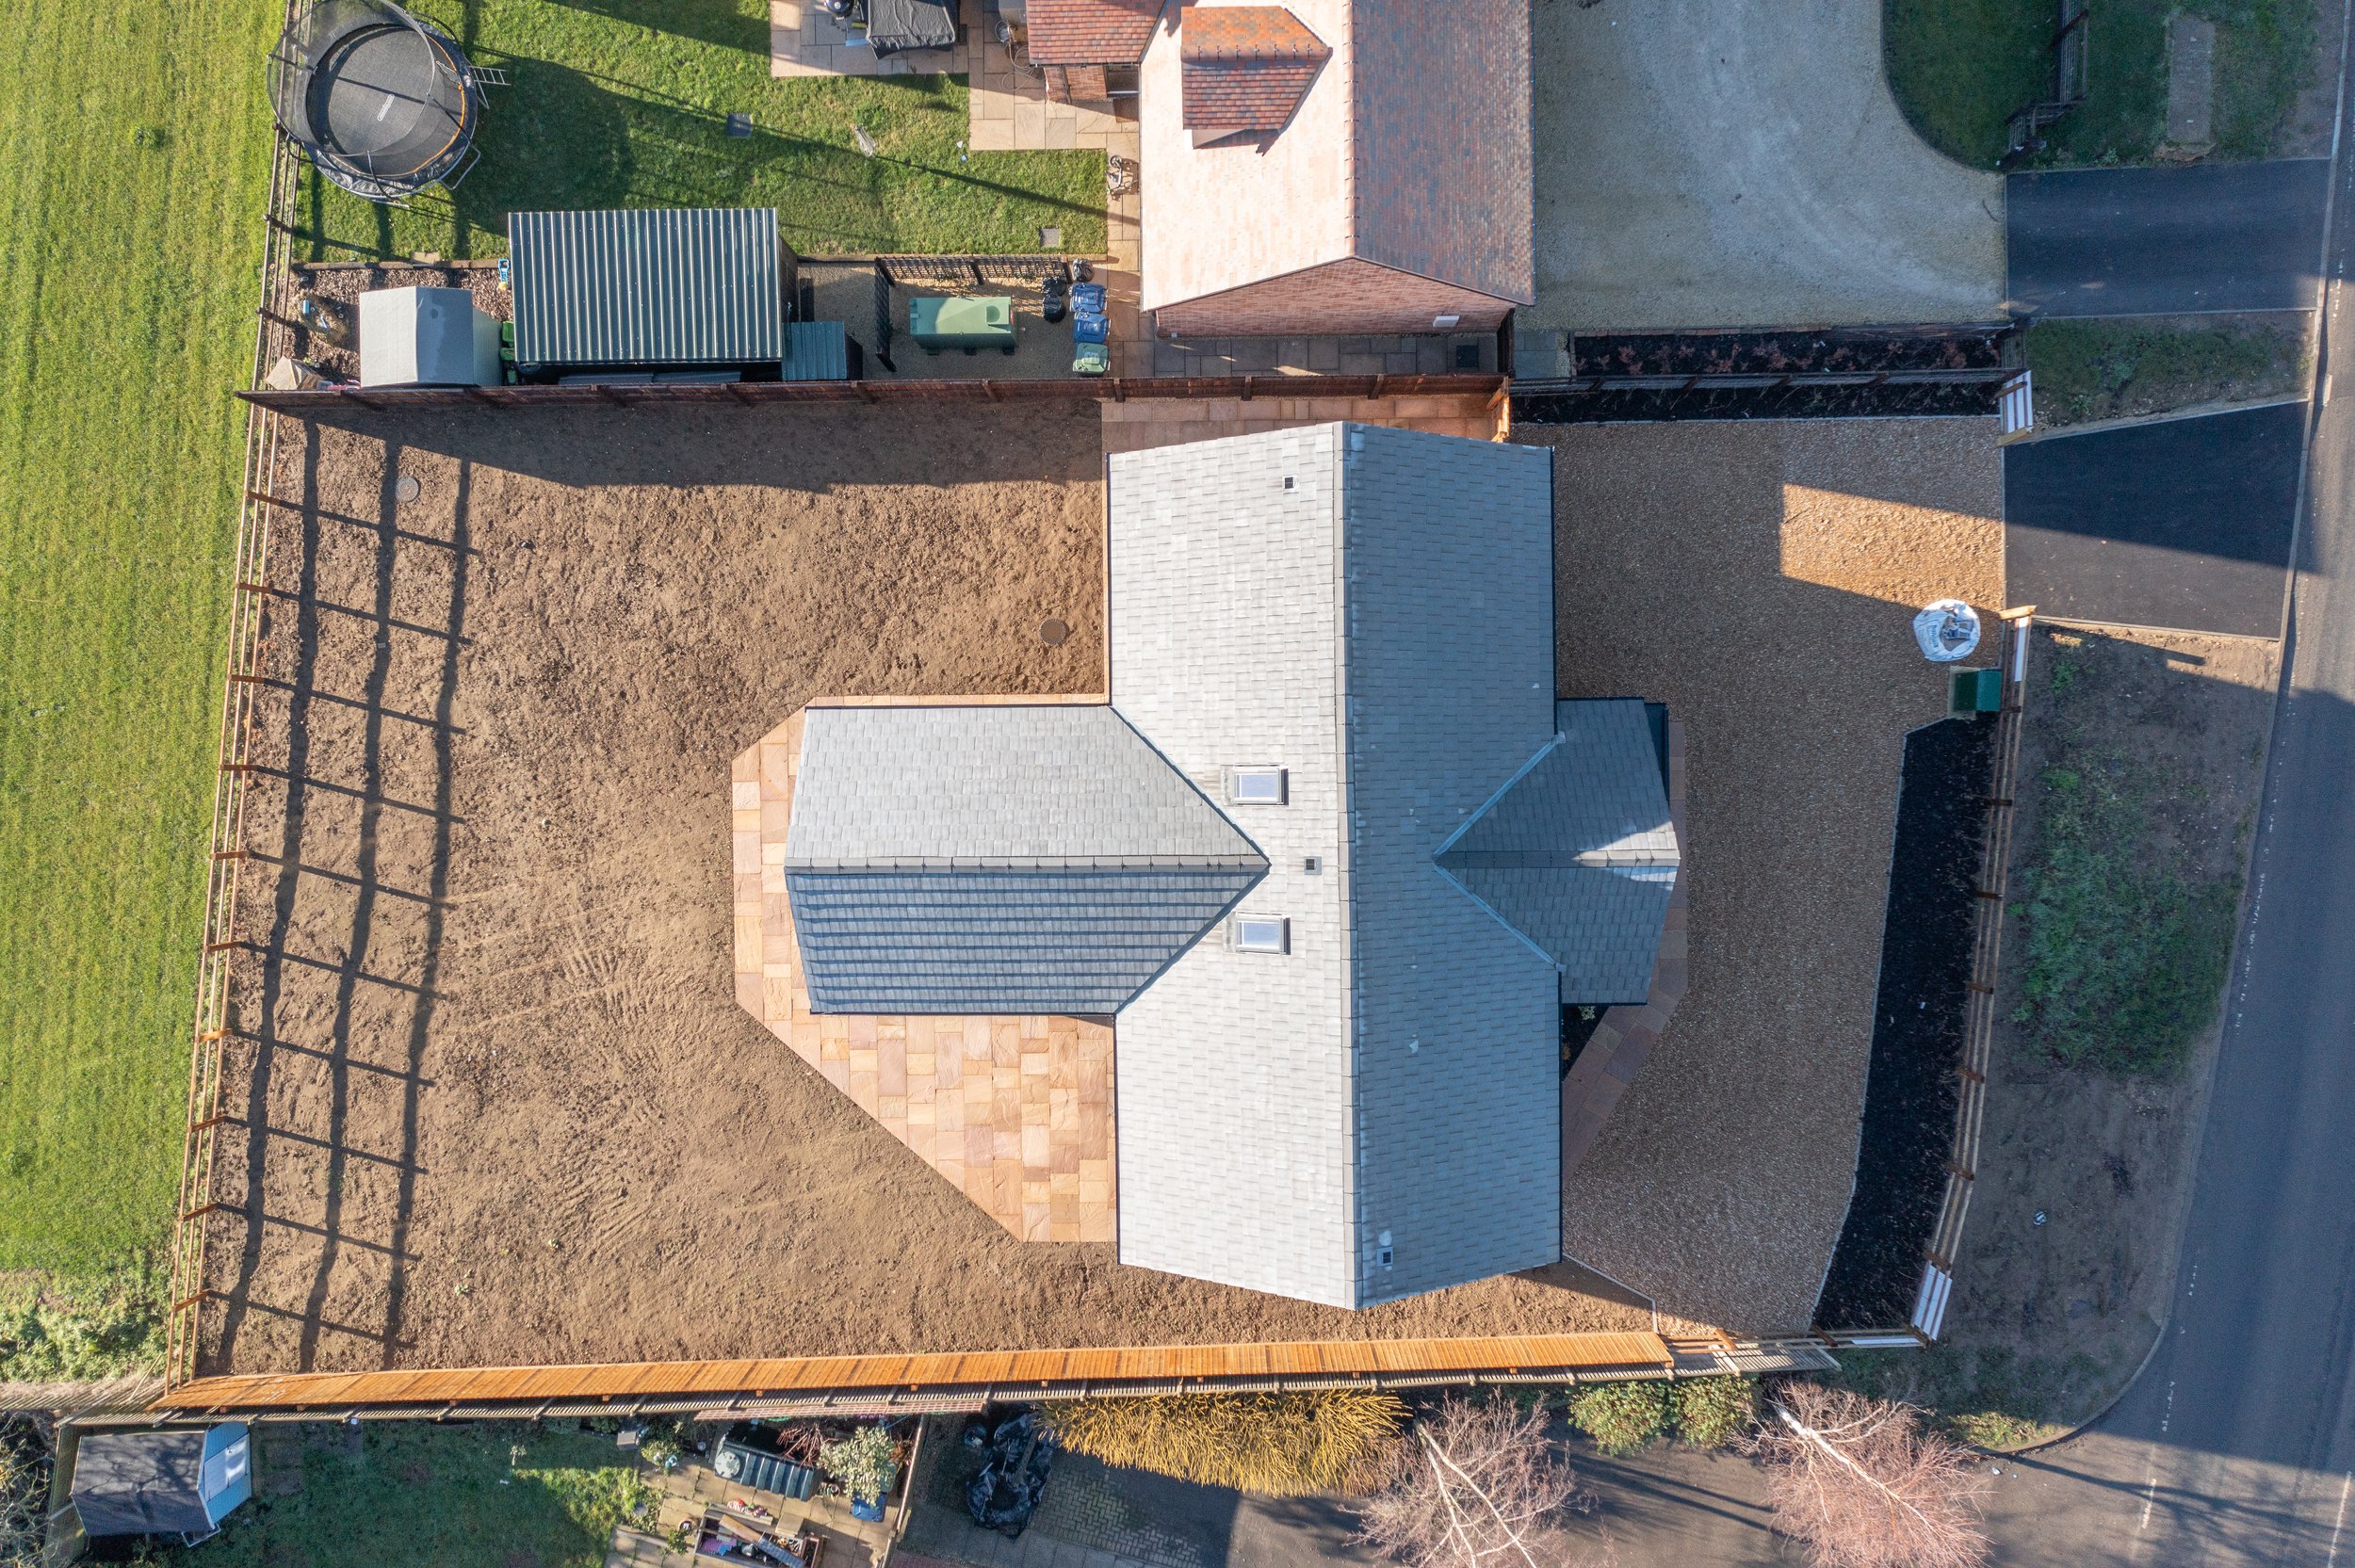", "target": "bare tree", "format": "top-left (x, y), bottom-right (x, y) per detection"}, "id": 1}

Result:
top-left (1355, 1398), bottom-right (1600, 1568)
top-left (1749, 1383), bottom-right (1990, 1568)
